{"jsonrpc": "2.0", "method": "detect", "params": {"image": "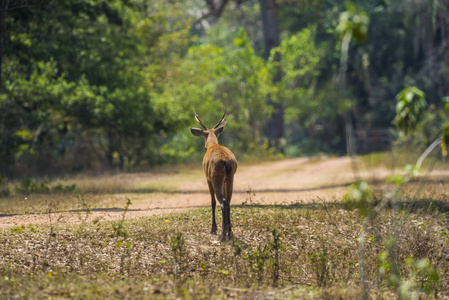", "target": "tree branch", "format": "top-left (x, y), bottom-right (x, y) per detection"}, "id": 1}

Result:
top-left (204, 0), bottom-right (229, 20)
